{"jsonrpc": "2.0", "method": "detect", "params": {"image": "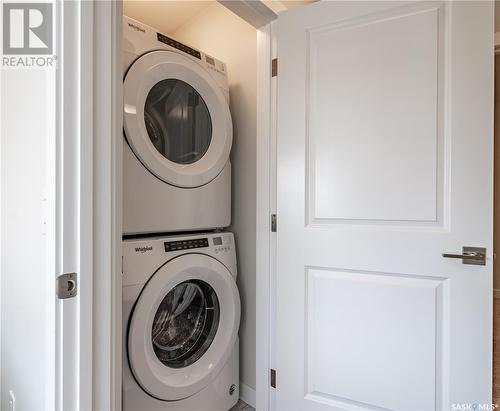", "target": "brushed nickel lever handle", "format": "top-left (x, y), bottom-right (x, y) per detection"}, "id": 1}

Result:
top-left (442, 252), bottom-right (482, 259)
top-left (442, 247), bottom-right (486, 265)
